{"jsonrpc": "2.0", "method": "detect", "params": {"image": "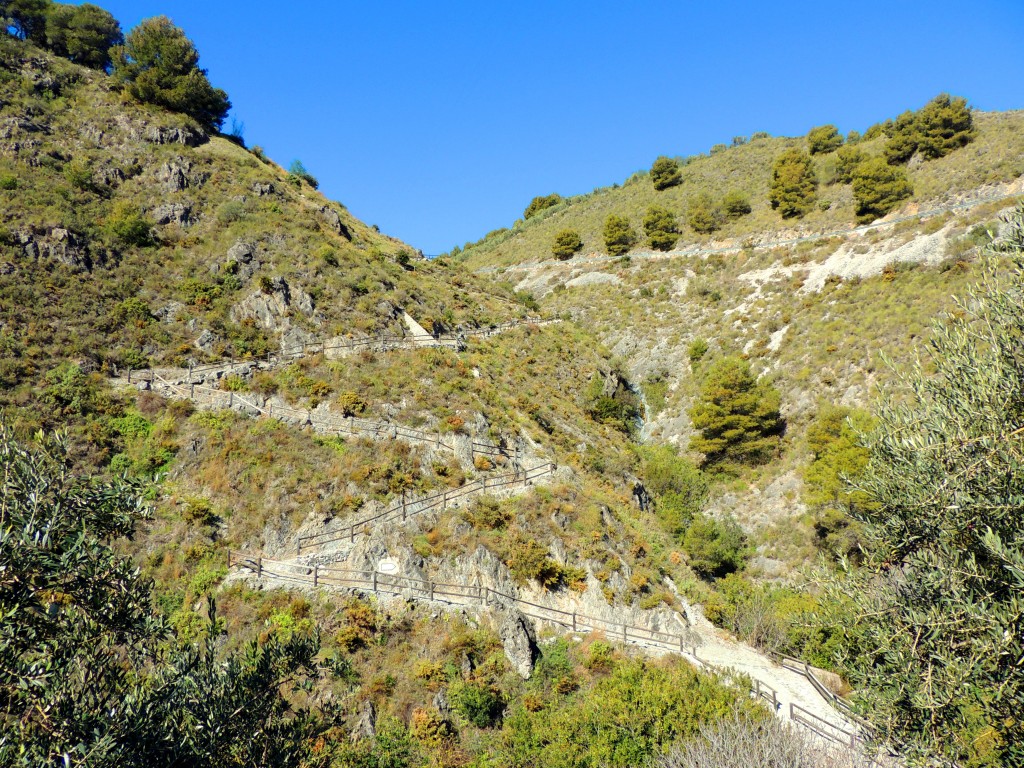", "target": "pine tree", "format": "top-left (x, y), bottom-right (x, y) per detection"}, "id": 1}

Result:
top-left (688, 357), bottom-right (783, 470)
top-left (768, 148), bottom-right (817, 218)
top-left (642, 205), bottom-right (679, 251)
top-left (851, 157), bottom-right (913, 223)
top-left (603, 214), bottom-right (636, 256)
top-left (111, 16), bottom-right (230, 132)
top-left (650, 156), bottom-right (681, 191)
top-left (807, 124), bottom-right (843, 155)
top-left (551, 228), bottom-right (583, 259)
top-left (687, 194), bottom-right (722, 234)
